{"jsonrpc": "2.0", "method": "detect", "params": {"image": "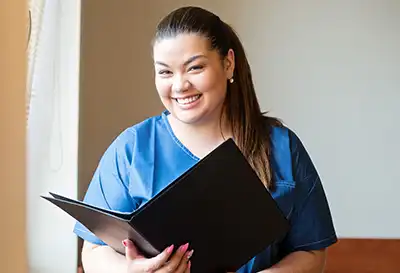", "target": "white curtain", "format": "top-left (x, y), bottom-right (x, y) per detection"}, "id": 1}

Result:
top-left (27, 0), bottom-right (45, 124)
top-left (26, 0), bottom-right (81, 272)
top-left (27, 0), bottom-right (60, 167)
